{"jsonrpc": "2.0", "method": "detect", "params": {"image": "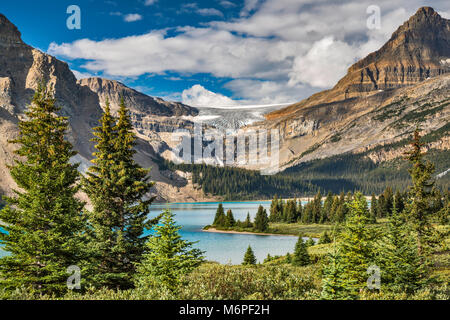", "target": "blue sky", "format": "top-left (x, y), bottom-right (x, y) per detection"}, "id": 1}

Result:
top-left (2, 0), bottom-right (449, 107)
